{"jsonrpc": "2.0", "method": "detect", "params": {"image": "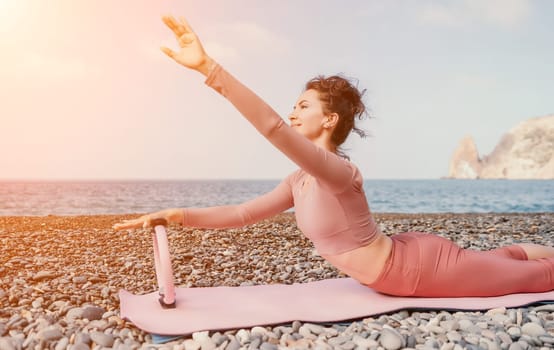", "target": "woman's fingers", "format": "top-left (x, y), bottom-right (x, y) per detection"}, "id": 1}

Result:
top-left (113, 221), bottom-right (134, 231)
top-left (160, 46), bottom-right (176, 59)
top-left (113, 216), bottom-right (150, 231)
top-left (162, 15), bottom-right (184, 36)
top-left (162, 14), bottom-right (194, 41)
top-left (178, 16), bottom-right (194, 33)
